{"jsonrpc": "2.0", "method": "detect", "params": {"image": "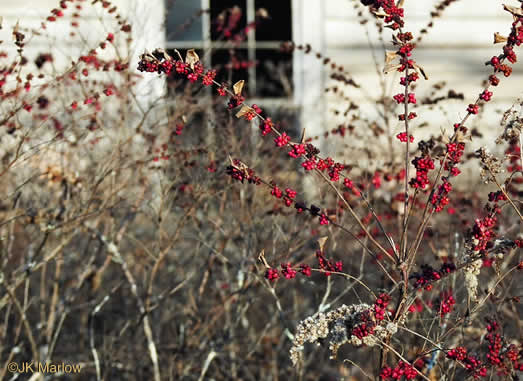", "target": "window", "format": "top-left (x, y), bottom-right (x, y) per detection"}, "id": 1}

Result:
top-left (165, 0), bottom-right (293, 101)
